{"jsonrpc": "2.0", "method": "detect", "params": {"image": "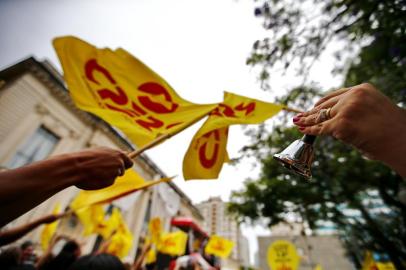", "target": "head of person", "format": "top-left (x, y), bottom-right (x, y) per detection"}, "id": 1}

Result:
top-left (68, 253), bottom-right (126, 270)
top-left (20, 240), bottom-right (36, 265)
top-left (38, 240), bottom-right (81, 270)
top-left (0, 246), bottom-right (21, 268)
